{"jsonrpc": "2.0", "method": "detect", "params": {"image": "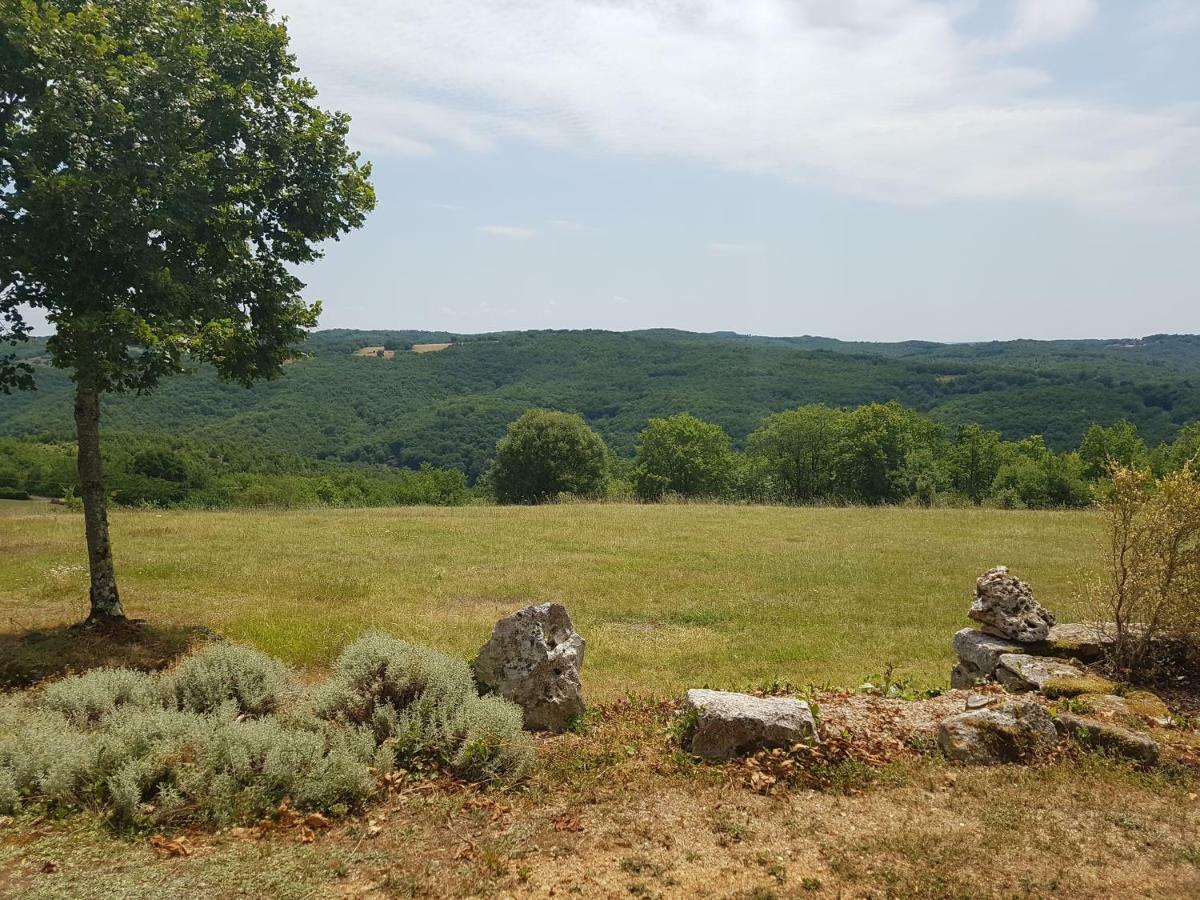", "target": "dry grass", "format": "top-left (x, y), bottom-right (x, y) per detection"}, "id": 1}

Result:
top-left (411, 342), bottom-right (452, 353)
top-left (1, 698), bottom-right (1197, 899)
top-left (0, 500), bottom-right (1102, 696)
